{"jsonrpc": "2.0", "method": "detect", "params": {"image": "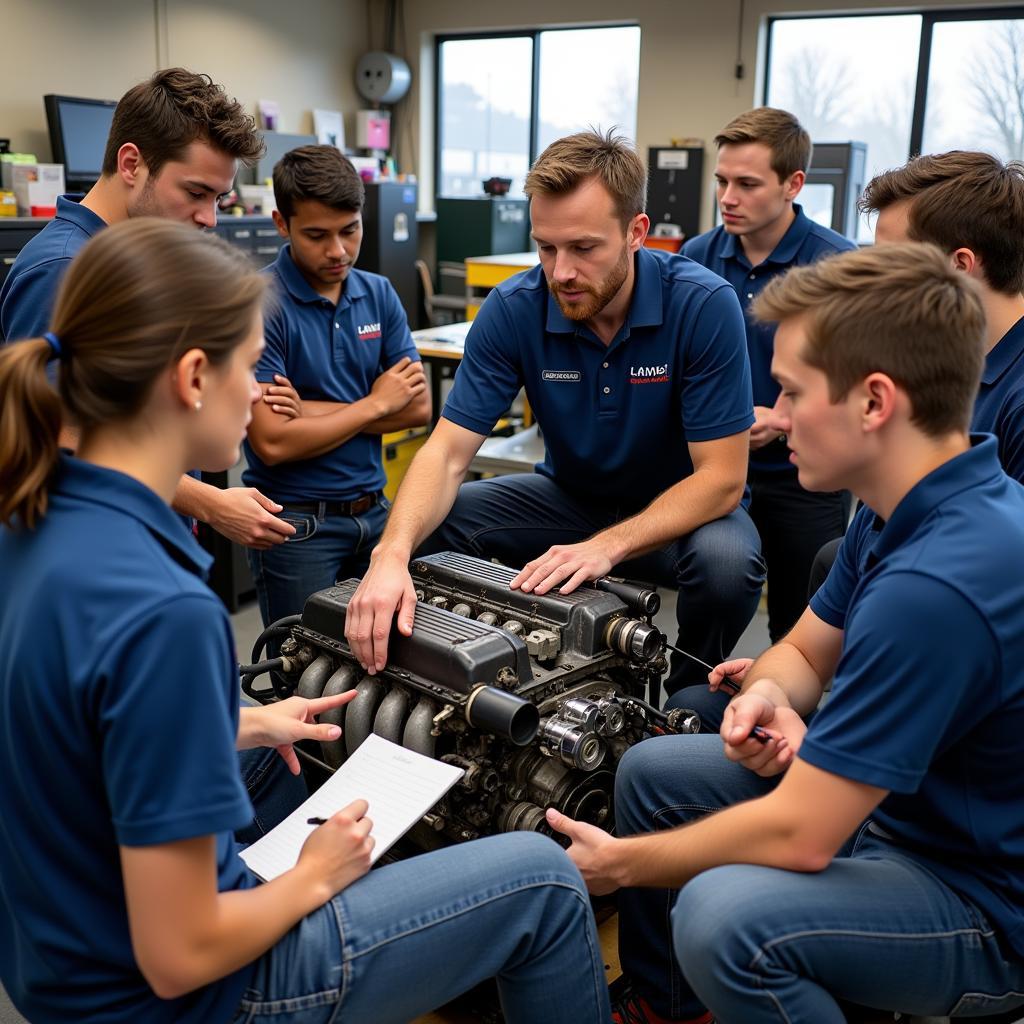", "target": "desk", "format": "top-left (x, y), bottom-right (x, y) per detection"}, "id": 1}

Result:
top-left (469, 423), bottom-right (544, 477)
top-left (464, 251), bottom-right (539, 319)
top-left (413, 321), bottom-right (470, 424)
